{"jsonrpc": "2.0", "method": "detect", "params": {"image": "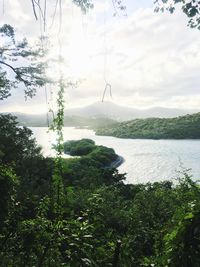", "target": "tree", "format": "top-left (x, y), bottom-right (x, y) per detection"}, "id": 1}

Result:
top-left (0, 0), bottom-right (126, 101)
top-left (30, 0), bottom-right (125, 17)
top-left (0, 114), bottom-right (55, 202)
top-left (155, 0), bottom-right (200, 29)
top-left (0, 24), bottom-right (48, 100)
top-left (0, 164), bottom-right (18, 227)
top-left (0, 114), bottom-right (42, 165)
